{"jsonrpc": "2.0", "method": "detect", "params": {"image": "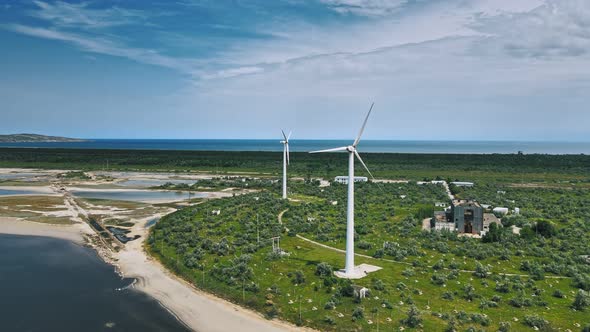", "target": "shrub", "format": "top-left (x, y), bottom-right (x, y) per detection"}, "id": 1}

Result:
top-left (401, 305), bottom-right (422, 328)
top-left (291, 270), bottom-right (306, 284)
top-left (572, 290), bottom-right (590, 311)
top-left (431, 273), bottom-right (448, 286)
top-left (498, 321), bottom-right (511, 332)
top-left (372, 278), bottom-right (386, 291)
top-left (473, 262), bottom-right (489, 278)
top-left (552, 289), bottom-right (564, 298)
top-left (351, 307), bottom-right (364, 321)
top-left (523, 314), bottom-right (548, 329)
top-left (315, 262), bottom-right (333, 277)
top-left (323, 316), bottom-right (335, 325)
top-left (324, 301), bottom-right (336, 310)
